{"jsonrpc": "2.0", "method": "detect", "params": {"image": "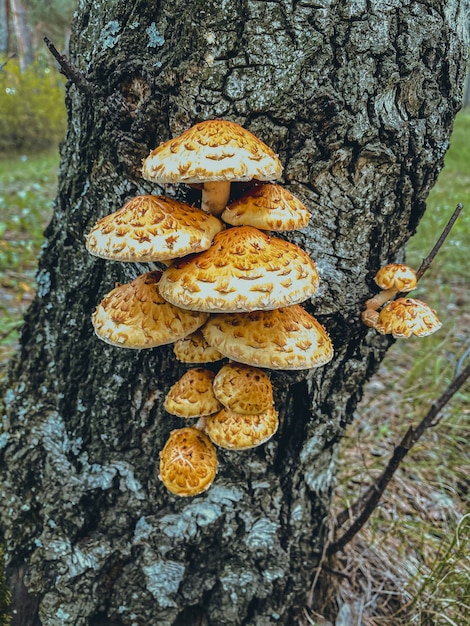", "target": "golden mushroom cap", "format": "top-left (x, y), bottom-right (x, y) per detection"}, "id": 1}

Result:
top-left (374, 263), bottom-right (417, 293)
top-left (158, 226), bottom-right (319, 313)
top-left (221, 183), bottom-right (310, 231)
top-left (85, 194), bottom-right (224, 262)
top-left (213, 363), bottom-right (273, 414)
top-left (164, 368), bottom-right (222, 418)
top-left (202, 305), bottom-right (334, 370)
top-left (375, 297), bottom-right (442, 338)
top-left (204, 407), bottom-right (279, 450)
top-left (142, 119), bottom-right (282, 184)
top-left (92, 271), bottom-right (208, 349)
top-left (159, 427), bottom-right (218, 497)
top-left (173, 330), bottom-right (225, 364)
